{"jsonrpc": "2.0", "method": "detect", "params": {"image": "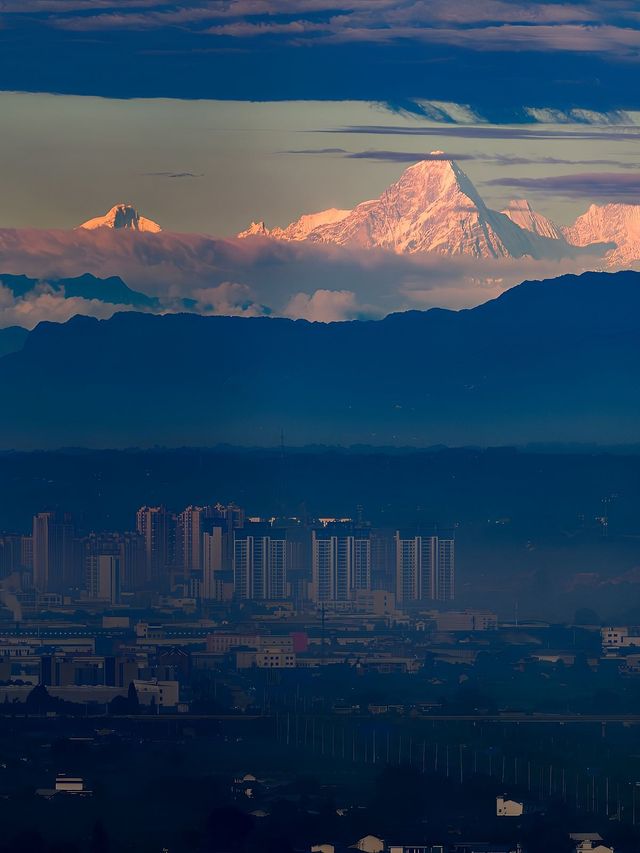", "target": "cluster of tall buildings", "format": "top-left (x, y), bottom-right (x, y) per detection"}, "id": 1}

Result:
top-left (0, 504), bottom-right (455, 610)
